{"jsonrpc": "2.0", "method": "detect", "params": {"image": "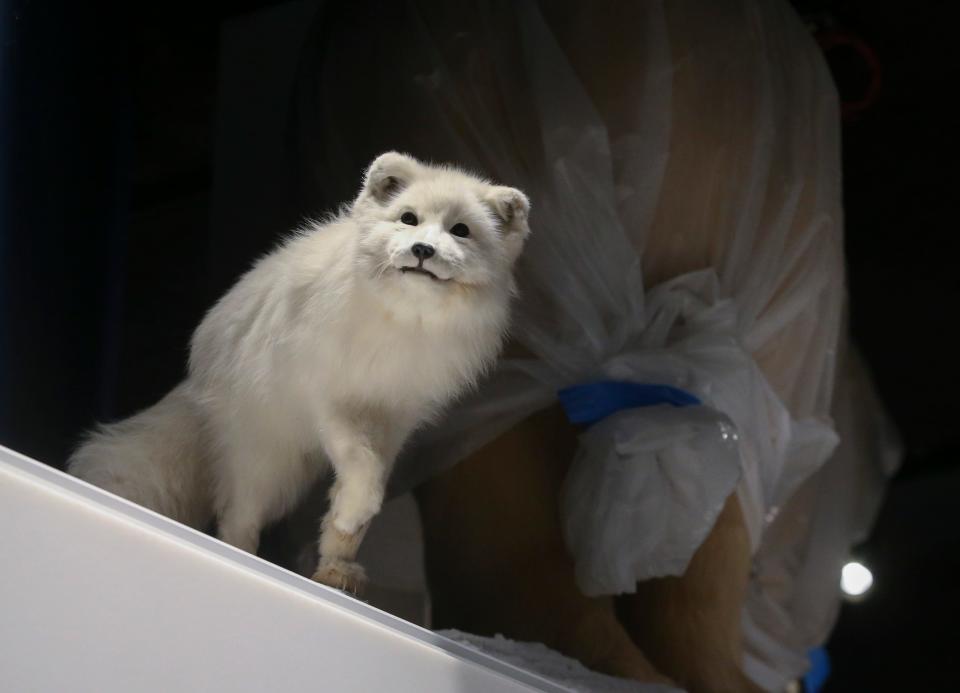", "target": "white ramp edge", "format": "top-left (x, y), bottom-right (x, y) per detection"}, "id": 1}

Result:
top-left (0, 444), bottom-right (568, 693)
